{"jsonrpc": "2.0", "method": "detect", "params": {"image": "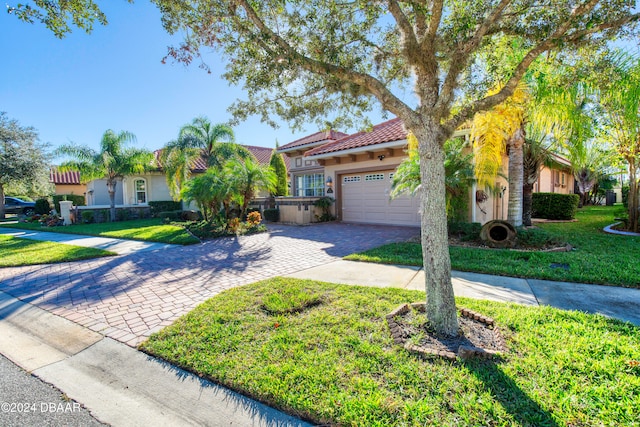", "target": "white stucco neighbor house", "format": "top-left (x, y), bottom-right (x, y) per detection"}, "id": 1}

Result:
top-left (83, 144), bottom-right (288, 210)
